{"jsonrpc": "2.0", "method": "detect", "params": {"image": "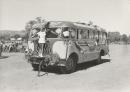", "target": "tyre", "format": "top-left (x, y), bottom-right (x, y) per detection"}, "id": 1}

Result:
top-left (32, 64), bottom-right (39, 71)
top-left (60, 57), bottom-right (76, 74)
